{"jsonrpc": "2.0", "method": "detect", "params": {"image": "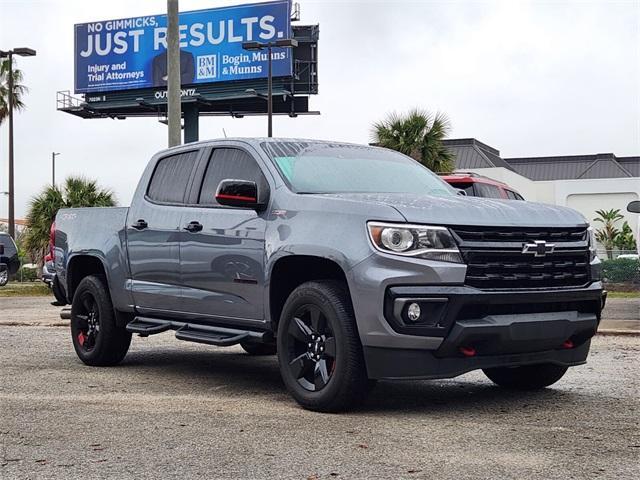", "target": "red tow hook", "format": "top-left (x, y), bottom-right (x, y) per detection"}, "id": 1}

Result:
top-left (562, 339), bottom-right (574, 349)
top-left (459, 346), bottom-right (476, 357)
